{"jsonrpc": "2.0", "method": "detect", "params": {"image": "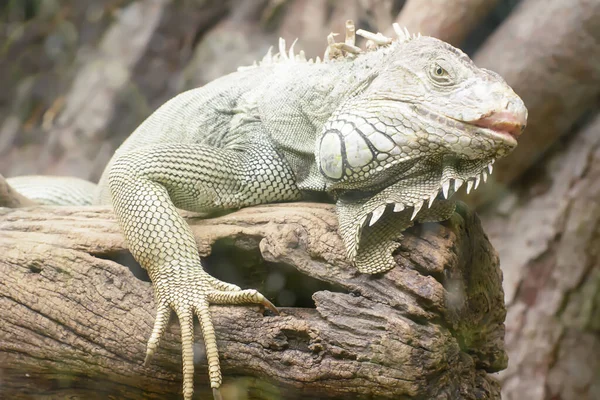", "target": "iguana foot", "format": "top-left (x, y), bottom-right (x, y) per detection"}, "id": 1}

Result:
top-left (143, 268), bottom-right (277, 400)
